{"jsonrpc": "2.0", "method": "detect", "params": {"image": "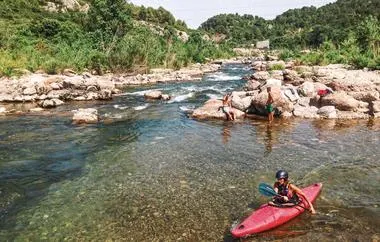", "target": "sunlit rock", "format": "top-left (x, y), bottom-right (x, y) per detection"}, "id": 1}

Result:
top-left (192, 99), bottom-right (245, 120)
top-left (72, 108), bottom-right (98, 124)
top-left (293, 105), bottom-right (319, 118)
top-left (320, 92), bottom-right (361, 111)
top-left (251, 86), bottom-right (293, 115)
top-left (144, 91), bottom-right (162, 99)
top-left (318, 106), bottom-right (337, 119)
